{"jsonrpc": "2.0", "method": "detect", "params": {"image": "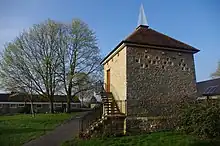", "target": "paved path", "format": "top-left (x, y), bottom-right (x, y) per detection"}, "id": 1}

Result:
top-left (23, 113), bottom-right (87, 146)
